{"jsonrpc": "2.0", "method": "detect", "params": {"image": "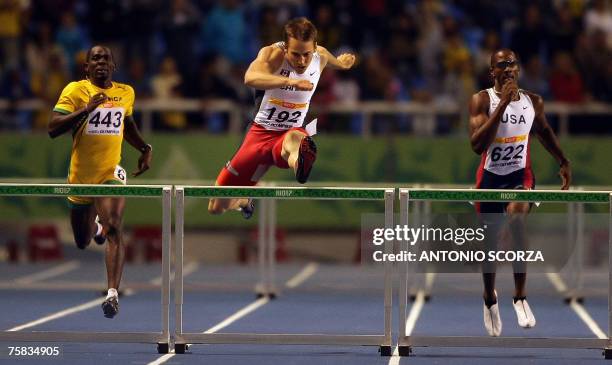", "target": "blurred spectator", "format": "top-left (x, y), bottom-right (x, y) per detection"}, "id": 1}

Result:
top-left (416, 0), bottom-right (444, 93)
top-left (150, 56), bottom-right (186, 129)
top-left (547, 3), bottom-right (580, 58)
top-left (55, 13), bottom-right (89, 76)
top-left (519, 56), bottom-right (550, 100)
top-left (549, 51), bottom-right (586, 103)
top-left (197, 55), bottom-right (239, 99)
top-left (257, 6), bottom-right (282, 46)
top-left (0, 67), bottom-right (33, 130)
top-left (126, 57), bottom-right (151, 99)
top-left (162, 0), bottom-right (201, 81)
top-left (123, 0), bottom-right (162, 76)
top-left (31, 48), bottom-right (69, 129)
top-left (0, 0), bottom-right (26, 72)
top-left (87, 0), bottom-right (126, 65)
top-left (511, 4), bottom-right (547, 63)
top-left (387, 11), bottom-right (419, 81)
top-left (315, 4), bottom-right (341, 51)
top-left (575, 29), bottom-right (612, 101)
top-left (201, 0), bottom-right (252, 65)
top-left (584, 0), bottom-right (612, 48)
top-left (475, 30), bottom-right (501, 89)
